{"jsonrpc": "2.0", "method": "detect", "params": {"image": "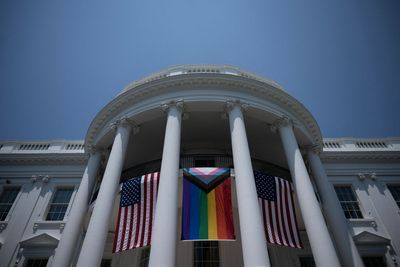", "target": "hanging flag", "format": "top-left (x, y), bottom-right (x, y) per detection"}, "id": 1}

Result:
top-left (254, 171), bottom-right (302, 248)
top-left (112, 172), bottom-right (160, 253)
top-left (182, 168), bottom-right (235, 241)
